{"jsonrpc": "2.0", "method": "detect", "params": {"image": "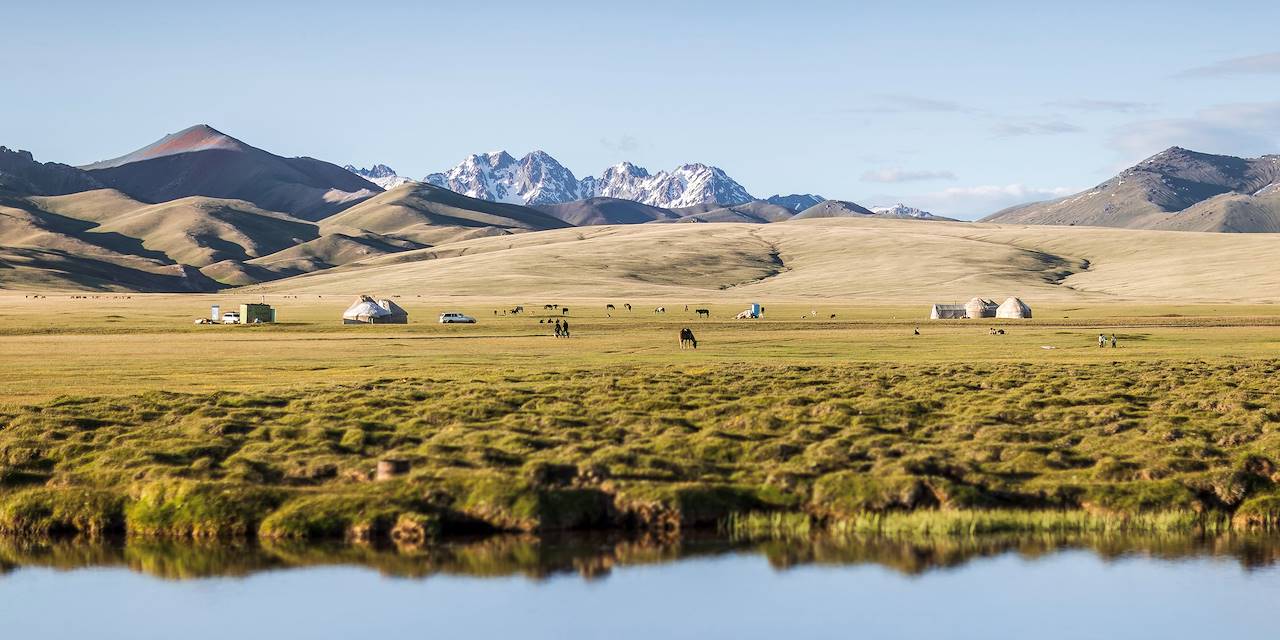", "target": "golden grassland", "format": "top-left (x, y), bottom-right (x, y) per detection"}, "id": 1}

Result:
top-left (2, 293), bottom-right (1280, 542)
